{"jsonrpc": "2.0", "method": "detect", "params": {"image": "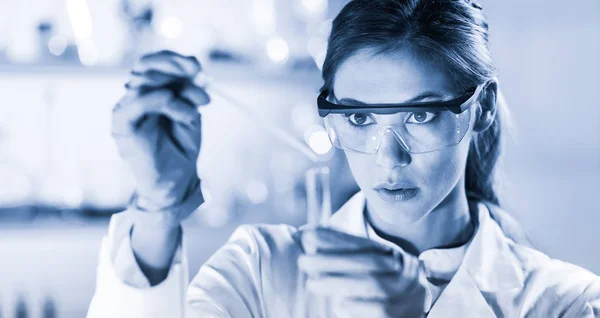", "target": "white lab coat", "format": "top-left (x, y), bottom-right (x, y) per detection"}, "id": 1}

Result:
top-left (88, 192), bottom-right (600, 317)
